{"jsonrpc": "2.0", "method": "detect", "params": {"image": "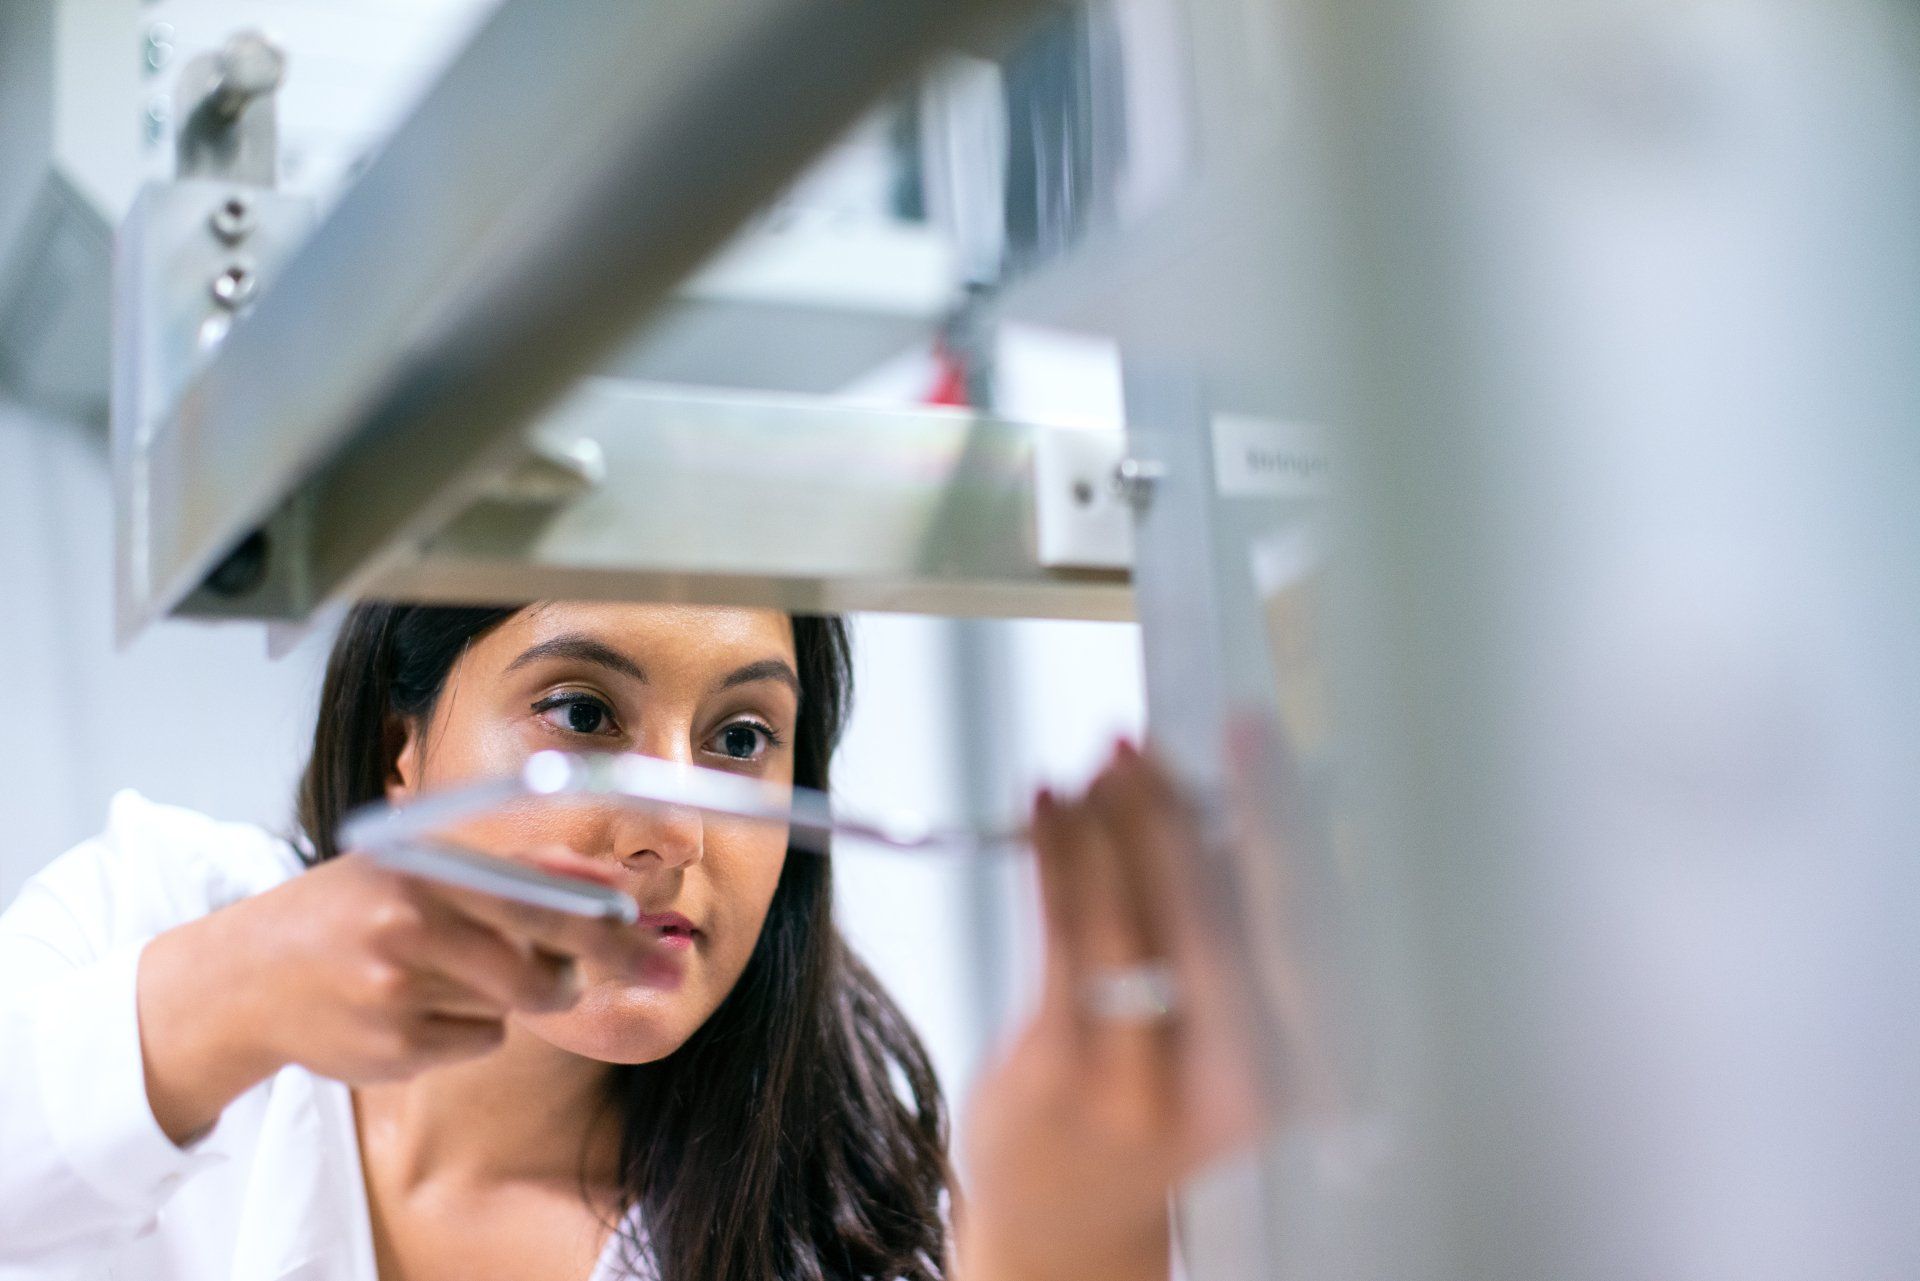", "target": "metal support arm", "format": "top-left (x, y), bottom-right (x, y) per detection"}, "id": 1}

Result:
top-left (114, 0), bottom-right (1050, 640)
